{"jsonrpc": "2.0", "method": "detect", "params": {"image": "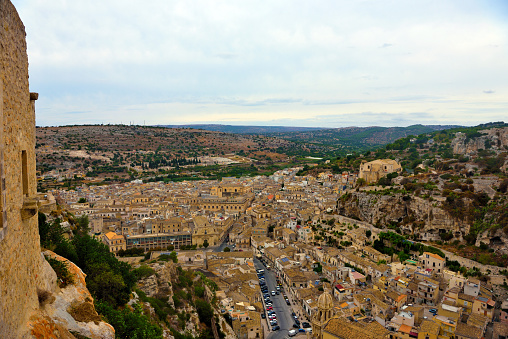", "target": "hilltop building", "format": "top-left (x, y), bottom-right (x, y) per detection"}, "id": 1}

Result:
top-left (359, 159), bottom-right (402, 184)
